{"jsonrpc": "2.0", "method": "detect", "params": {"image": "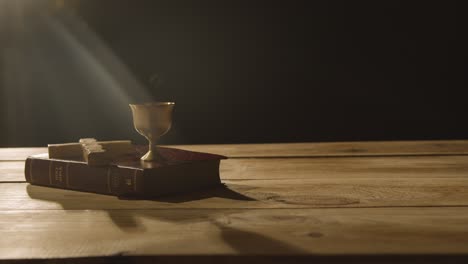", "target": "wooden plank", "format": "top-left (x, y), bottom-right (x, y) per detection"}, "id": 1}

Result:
top-left (221, 155), bottom-right (468, 180)
top-left (2, 155), bottom-right (468, 182)
top-left (0, 161), bottom-right (25, 182)
top-left (1, 140), bottom-right (468, 161)
top-left (170, 140), bottom-right (468, 158)
top-left (0, 148), bottom-right (47, 161)
top-left (2, 177), bottom-right (468, 210)
top-left (1, 207), bottom-right (468, 259)
top-left (1, 255), bottom-right (463, 264)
